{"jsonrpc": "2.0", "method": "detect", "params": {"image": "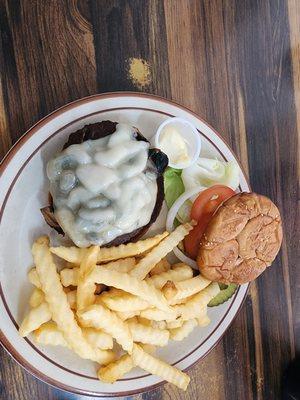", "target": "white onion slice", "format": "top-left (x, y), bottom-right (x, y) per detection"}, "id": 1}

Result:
top-left (173, 246), bottom-right (198, 269)
top-left (166, 185), bottom-right (206, 269)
